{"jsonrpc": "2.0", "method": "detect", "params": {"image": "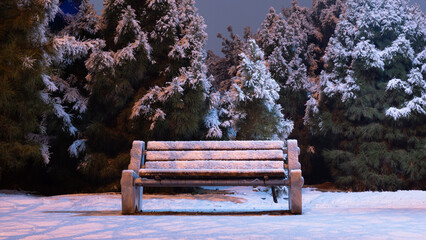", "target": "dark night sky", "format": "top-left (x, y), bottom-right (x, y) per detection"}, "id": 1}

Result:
top-left (89, 0), bottom-right (426, 55)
